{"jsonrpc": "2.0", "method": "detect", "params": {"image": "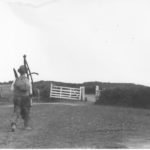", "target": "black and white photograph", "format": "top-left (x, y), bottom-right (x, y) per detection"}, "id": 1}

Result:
top-left (0, 0), bottom-right (150, 148)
